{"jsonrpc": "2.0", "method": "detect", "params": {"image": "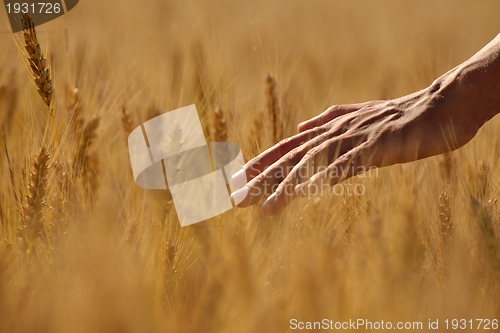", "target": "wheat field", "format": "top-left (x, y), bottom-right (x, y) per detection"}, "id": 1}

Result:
top-left (1, 0), bottom-right (500, 332)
